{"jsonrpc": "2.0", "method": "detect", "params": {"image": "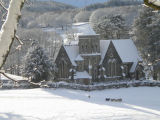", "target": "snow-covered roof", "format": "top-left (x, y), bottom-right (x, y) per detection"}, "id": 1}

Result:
top-left (130, 61), bottom-right (138, 73)
top-left (99, 39), bottom-right (142, 72)
top-left (75, 55), bottom-right (84, 61)
top-left (112, 39), bottom-right (142, 63)
top-left (100, 40), bottom-right (110, 64)
top-left (75, 71), bottom-right (91, 79)
top-left (63, 45), bottom-right (79, 66)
